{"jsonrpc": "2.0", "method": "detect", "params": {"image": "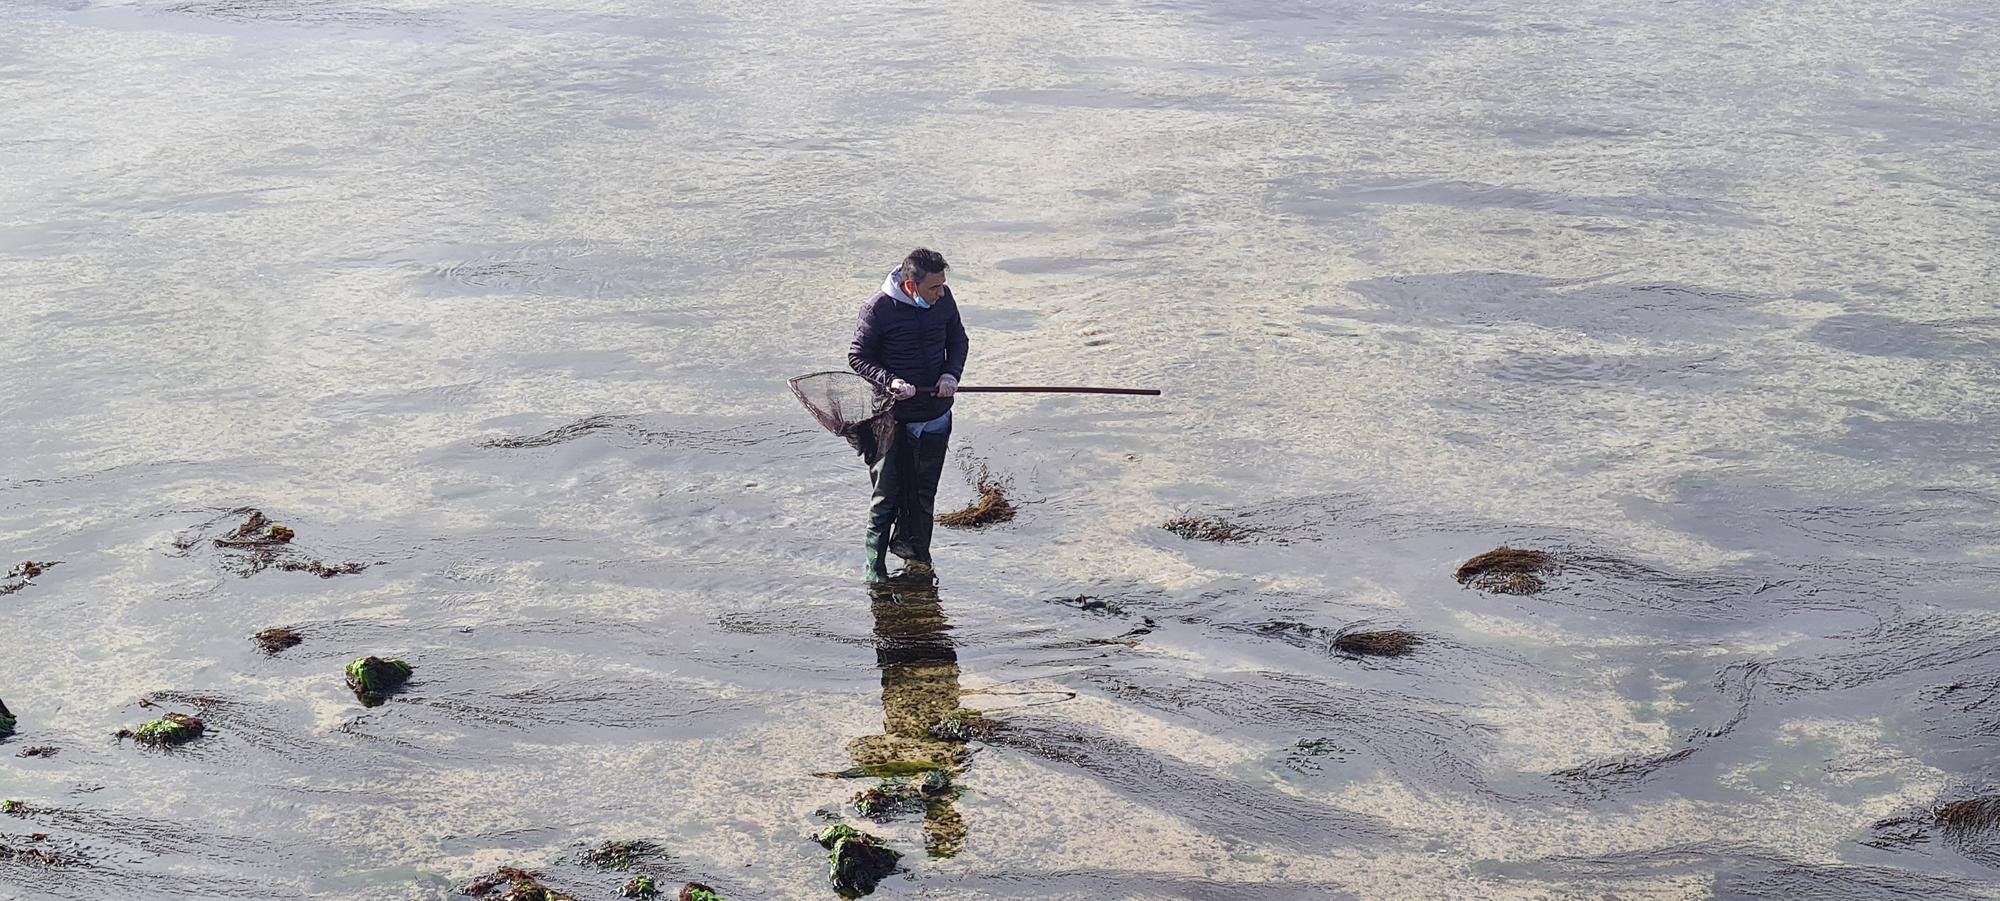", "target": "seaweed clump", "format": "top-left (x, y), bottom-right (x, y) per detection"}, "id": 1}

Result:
top-left (937, 471), bottom-right (1016, 528)
top-left (1332, 629), bottom-right (1421, 657)
top-left (1, 560), bottom-right (58, 596)
top-left (1937, 796), bottom-right (2000, 839)
top-left (1454, 547), bottom-right (1556, 595)
top-left (1, 800), bottom-right (23, 815)
top-left (1163, 514), bottom-right (1249, 542)
top-left (179, 508), bottom-right (370, 579)
top-left (677, 883), bottom-right (725, 901)
top-left (464, 866), bottom-right (576, 901)
top-left (618, 876), bottom-right (659, 899)
top-left (929, 709), bottom-right (998, 743)
top-left (853, 770), bottom-right (955, 819)
top-left (345, 656), bottom-right (413, 706)
top-left (253, 627), bottom-right (303, 655)
top-left (0, 697), bottom-right (14, 737)
top-left (0, 837), bottom-right (72, 868)
top-left (815, 824), bottom-right (901, 898)
top-left (122, 712), bottom-right (205, 747)
top-left (580, 839), bottom-right (664, 871)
